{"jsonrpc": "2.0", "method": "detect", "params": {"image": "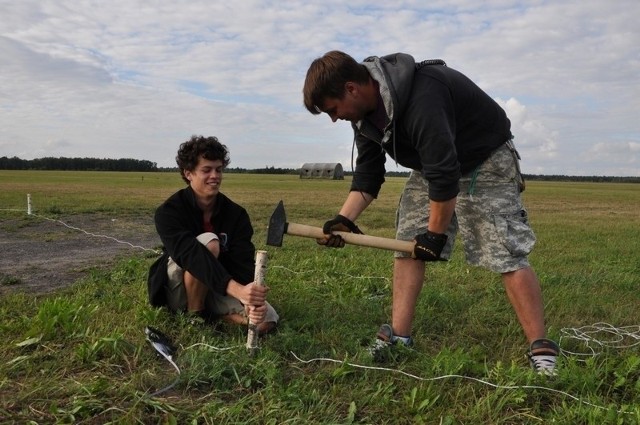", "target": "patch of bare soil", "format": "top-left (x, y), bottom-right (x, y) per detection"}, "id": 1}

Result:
top-left (0, 213), bottom-right (161, 296)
